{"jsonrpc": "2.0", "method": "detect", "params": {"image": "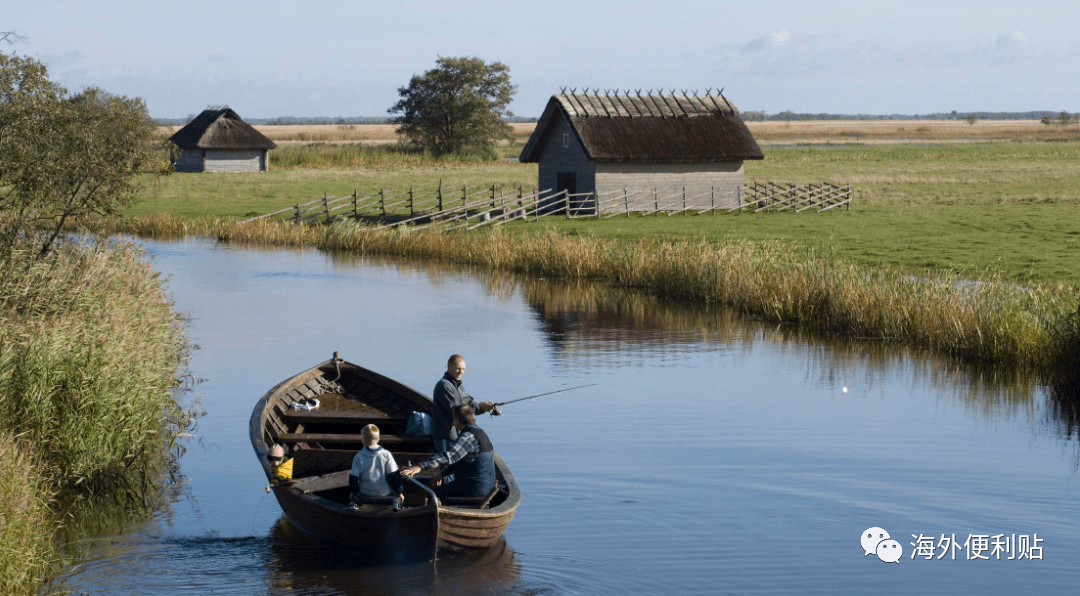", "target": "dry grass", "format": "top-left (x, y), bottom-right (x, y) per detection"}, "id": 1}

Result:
top-left (106, 213), bottom-right (1077, 371)
top-left (156, 123), bottom-right (537, 145)
top-left (746, 120), bottom-right (1080, 143)
top-left (153, 120), bottom-right (1080, 145)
